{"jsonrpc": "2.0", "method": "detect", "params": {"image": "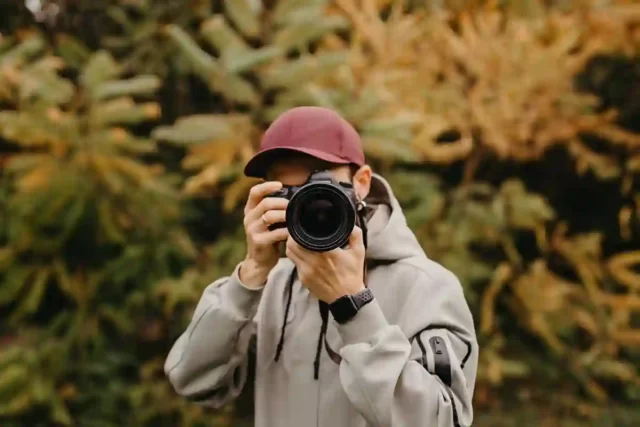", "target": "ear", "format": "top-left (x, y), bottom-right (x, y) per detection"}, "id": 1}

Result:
top-left (352, 165), bottom-right (372, 201)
